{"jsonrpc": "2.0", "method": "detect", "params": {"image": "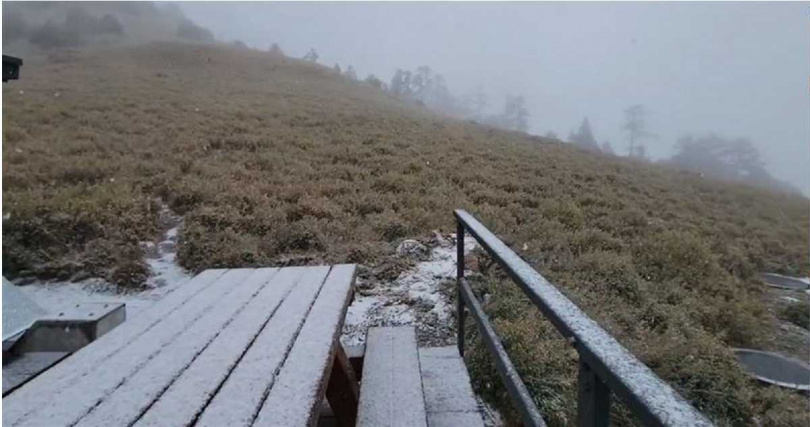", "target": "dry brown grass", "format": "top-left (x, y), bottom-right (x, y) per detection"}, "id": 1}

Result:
top-left (3, 41), bottom-right (808, 425)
